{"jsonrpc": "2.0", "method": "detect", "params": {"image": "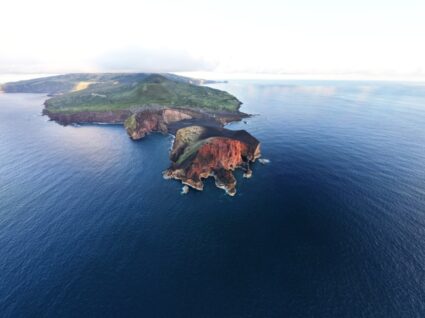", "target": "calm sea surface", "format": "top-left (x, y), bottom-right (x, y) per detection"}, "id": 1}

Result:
top-left (1, 81), bottom-right (425, 317)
